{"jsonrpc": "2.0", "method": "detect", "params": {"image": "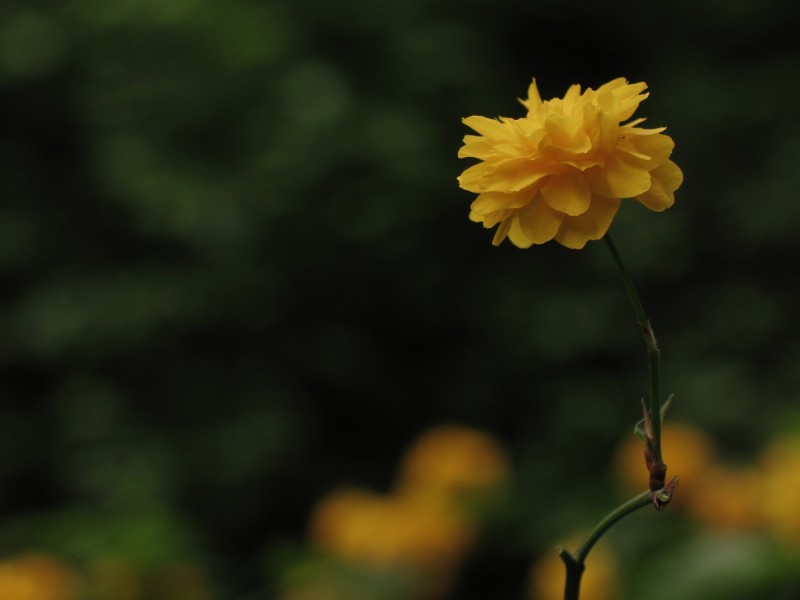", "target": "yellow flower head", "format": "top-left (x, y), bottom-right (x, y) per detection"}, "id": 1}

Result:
top-left (458, 78), bottom-right (683, 249)
top-left (309, 487), bottom-right (474, 570)
top-left (758, 435), bottom-right (800, 542)
top-left (0, 553), bottom-right (80, 600)
top-left (685, 465), bottom-right (762, 532)
top-left (396, 425), bottom-right (509, 500)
